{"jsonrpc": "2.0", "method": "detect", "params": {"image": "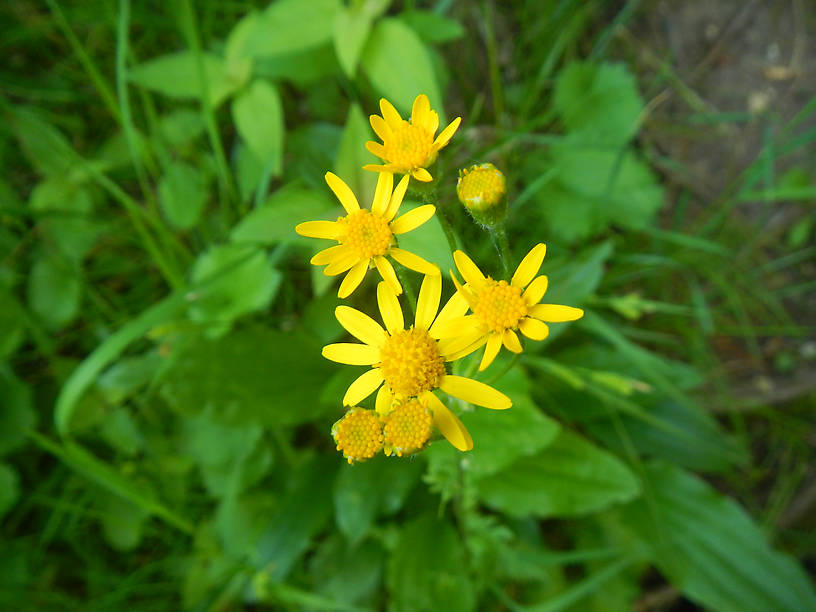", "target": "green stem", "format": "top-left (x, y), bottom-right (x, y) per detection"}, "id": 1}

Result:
top-left (489, 222), bottom-right (512, 278)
